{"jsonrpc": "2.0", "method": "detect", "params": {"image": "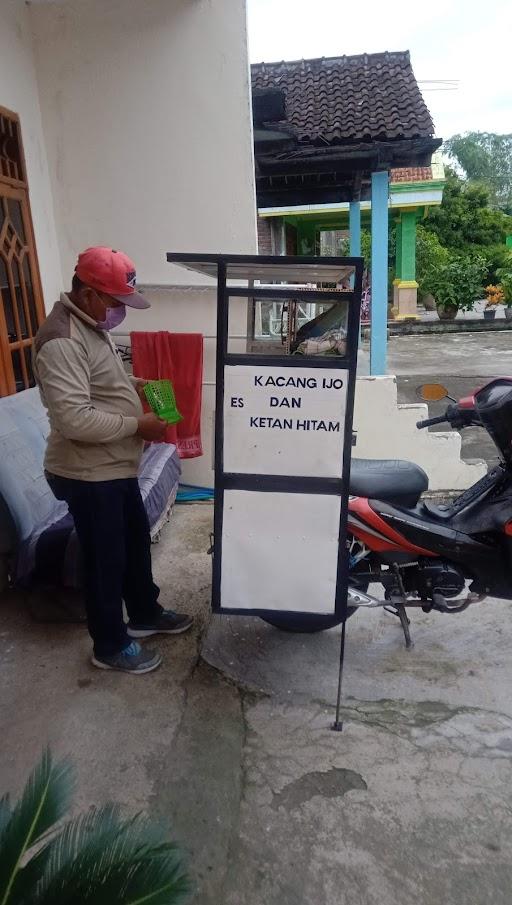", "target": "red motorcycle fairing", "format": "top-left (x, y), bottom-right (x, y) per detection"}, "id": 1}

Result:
top-left (459, 377), bottom-right (512, 412)
top-left (348, 497), bottom-right (437, 557)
